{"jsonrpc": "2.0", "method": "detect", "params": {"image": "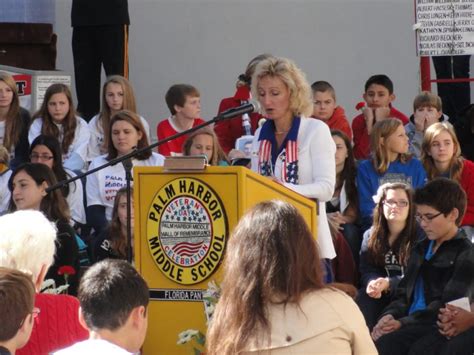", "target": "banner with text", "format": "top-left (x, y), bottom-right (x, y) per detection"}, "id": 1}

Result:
top-left (415, 0), bottom-right (474, 56)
